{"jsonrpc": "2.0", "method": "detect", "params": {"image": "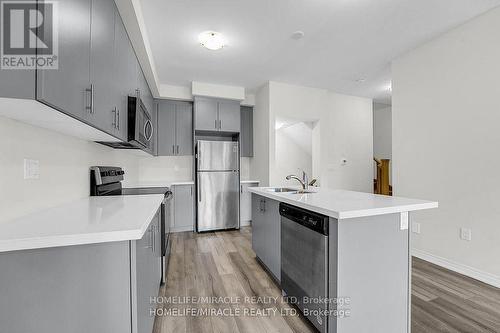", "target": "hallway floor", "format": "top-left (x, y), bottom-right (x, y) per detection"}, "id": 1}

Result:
top-left (154, 228), bottom-right (500, 333)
